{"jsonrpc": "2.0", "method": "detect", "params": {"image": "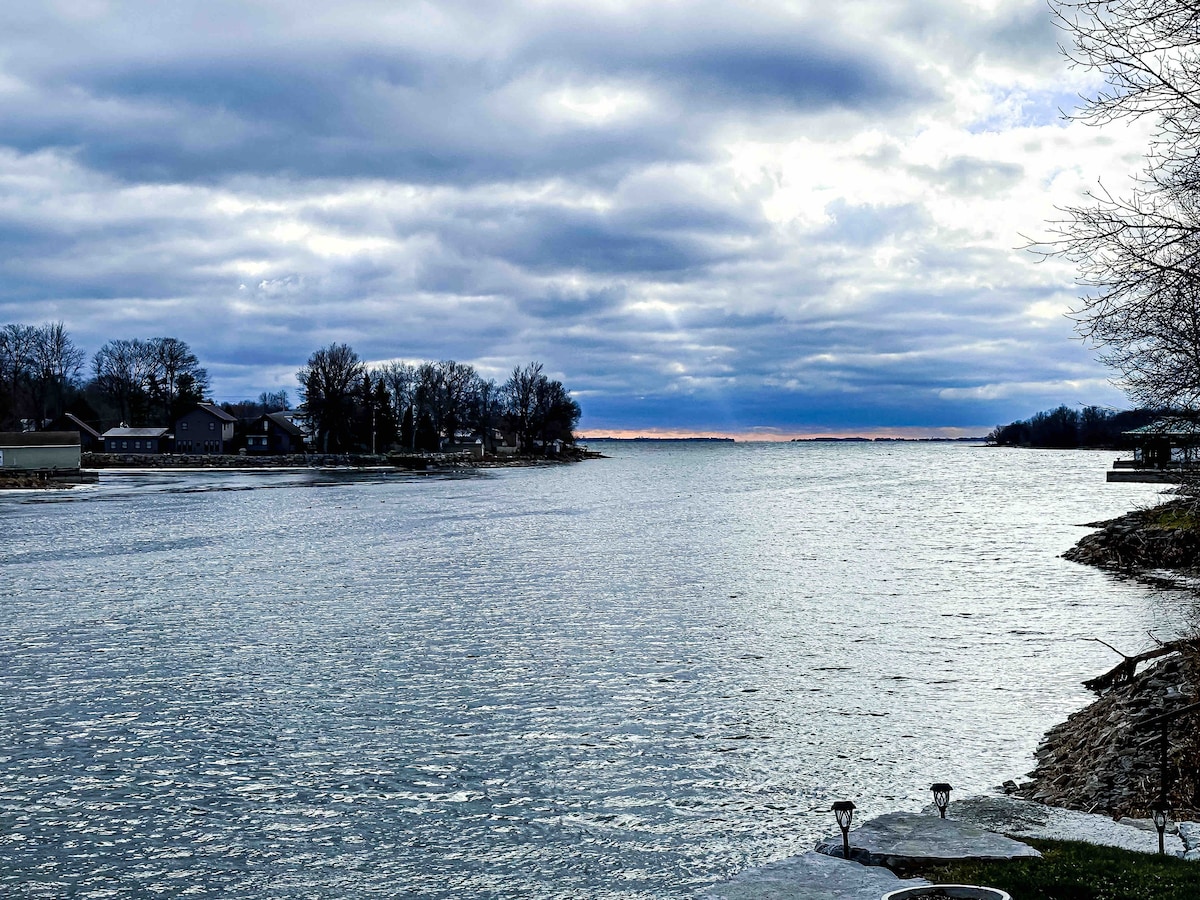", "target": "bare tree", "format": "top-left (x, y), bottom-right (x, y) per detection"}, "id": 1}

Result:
top-left (503, 361), bottom-right (543, 451)
top-left (374, 362), bottom-right (418, 432)
top-left (0, 324), bottom-right (38, 428)
top-left (532, 376), bottom-right (581, 446)
top-left (500, 362), bottom-right (579, 450)
top-left (298, 343), bottom-right (364, 452)
top-left (149, 337), bottom-right (209, 421)
top-left (413, 361), bottom-right (446, 447)
top-left (90, 336), bottom-right (207, 425)
top-left (439, 361), bottom-right (478, 442)
top-left (473, 377), bottom-right (502, 450)
top-left (257, 389), bottom-right (290, 412)
top-left (29, 322), bottom-right (85, 424)
top-left (1047, 0), bottom-right (1200, 409)
top-left (92, 339), bottom-right (156, 424)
